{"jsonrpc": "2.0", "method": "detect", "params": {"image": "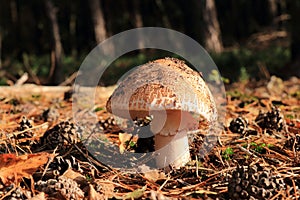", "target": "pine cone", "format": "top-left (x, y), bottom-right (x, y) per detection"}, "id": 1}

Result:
top-left (17, 116), bottom-right (34, 138)
top-left (133, 116), bottom-right (152, 127)
top-left (98, 116), bottom-right (117, 131)
top-left (49, 156), bottom-right (82, 175)
top-left (229, 117), bottom-right (248, 134)
top-left (36, 176), bottom-right (84, 200)
top-left (55, 176), bottom-right (84, 200)
top-left (14, 116), bottom-right (37, 148)
top-left (255, 106), bottom-right (285, 132)
top-left (41, 121), bottom-right (81, 150)
top-left (284, 135), bottom-right (300, 151)
top-left (1, 185), bottom-right (27, 200)
top-left (42, 107), bottom-right (60, 122)
top-left (228, 165), bottom-right (285, 200)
